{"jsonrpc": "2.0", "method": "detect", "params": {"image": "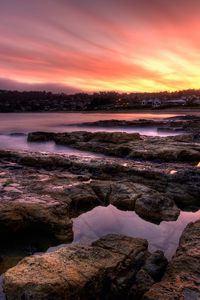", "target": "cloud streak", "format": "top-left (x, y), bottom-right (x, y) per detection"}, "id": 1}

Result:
top-left (1, 0), bottom-right (200, 92)
top-left (0, 78), bottom-right (81, 93)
